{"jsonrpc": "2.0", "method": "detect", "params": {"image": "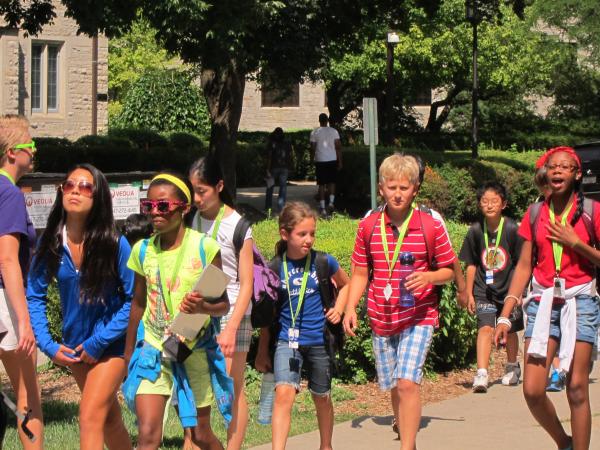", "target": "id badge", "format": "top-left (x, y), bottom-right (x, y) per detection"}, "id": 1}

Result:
top-left (288, 328), bottom-right (299, 349)
top-left (485, 270), bottom-right (494, 285)
top-left (553, 277), bottom-right (566, 301)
